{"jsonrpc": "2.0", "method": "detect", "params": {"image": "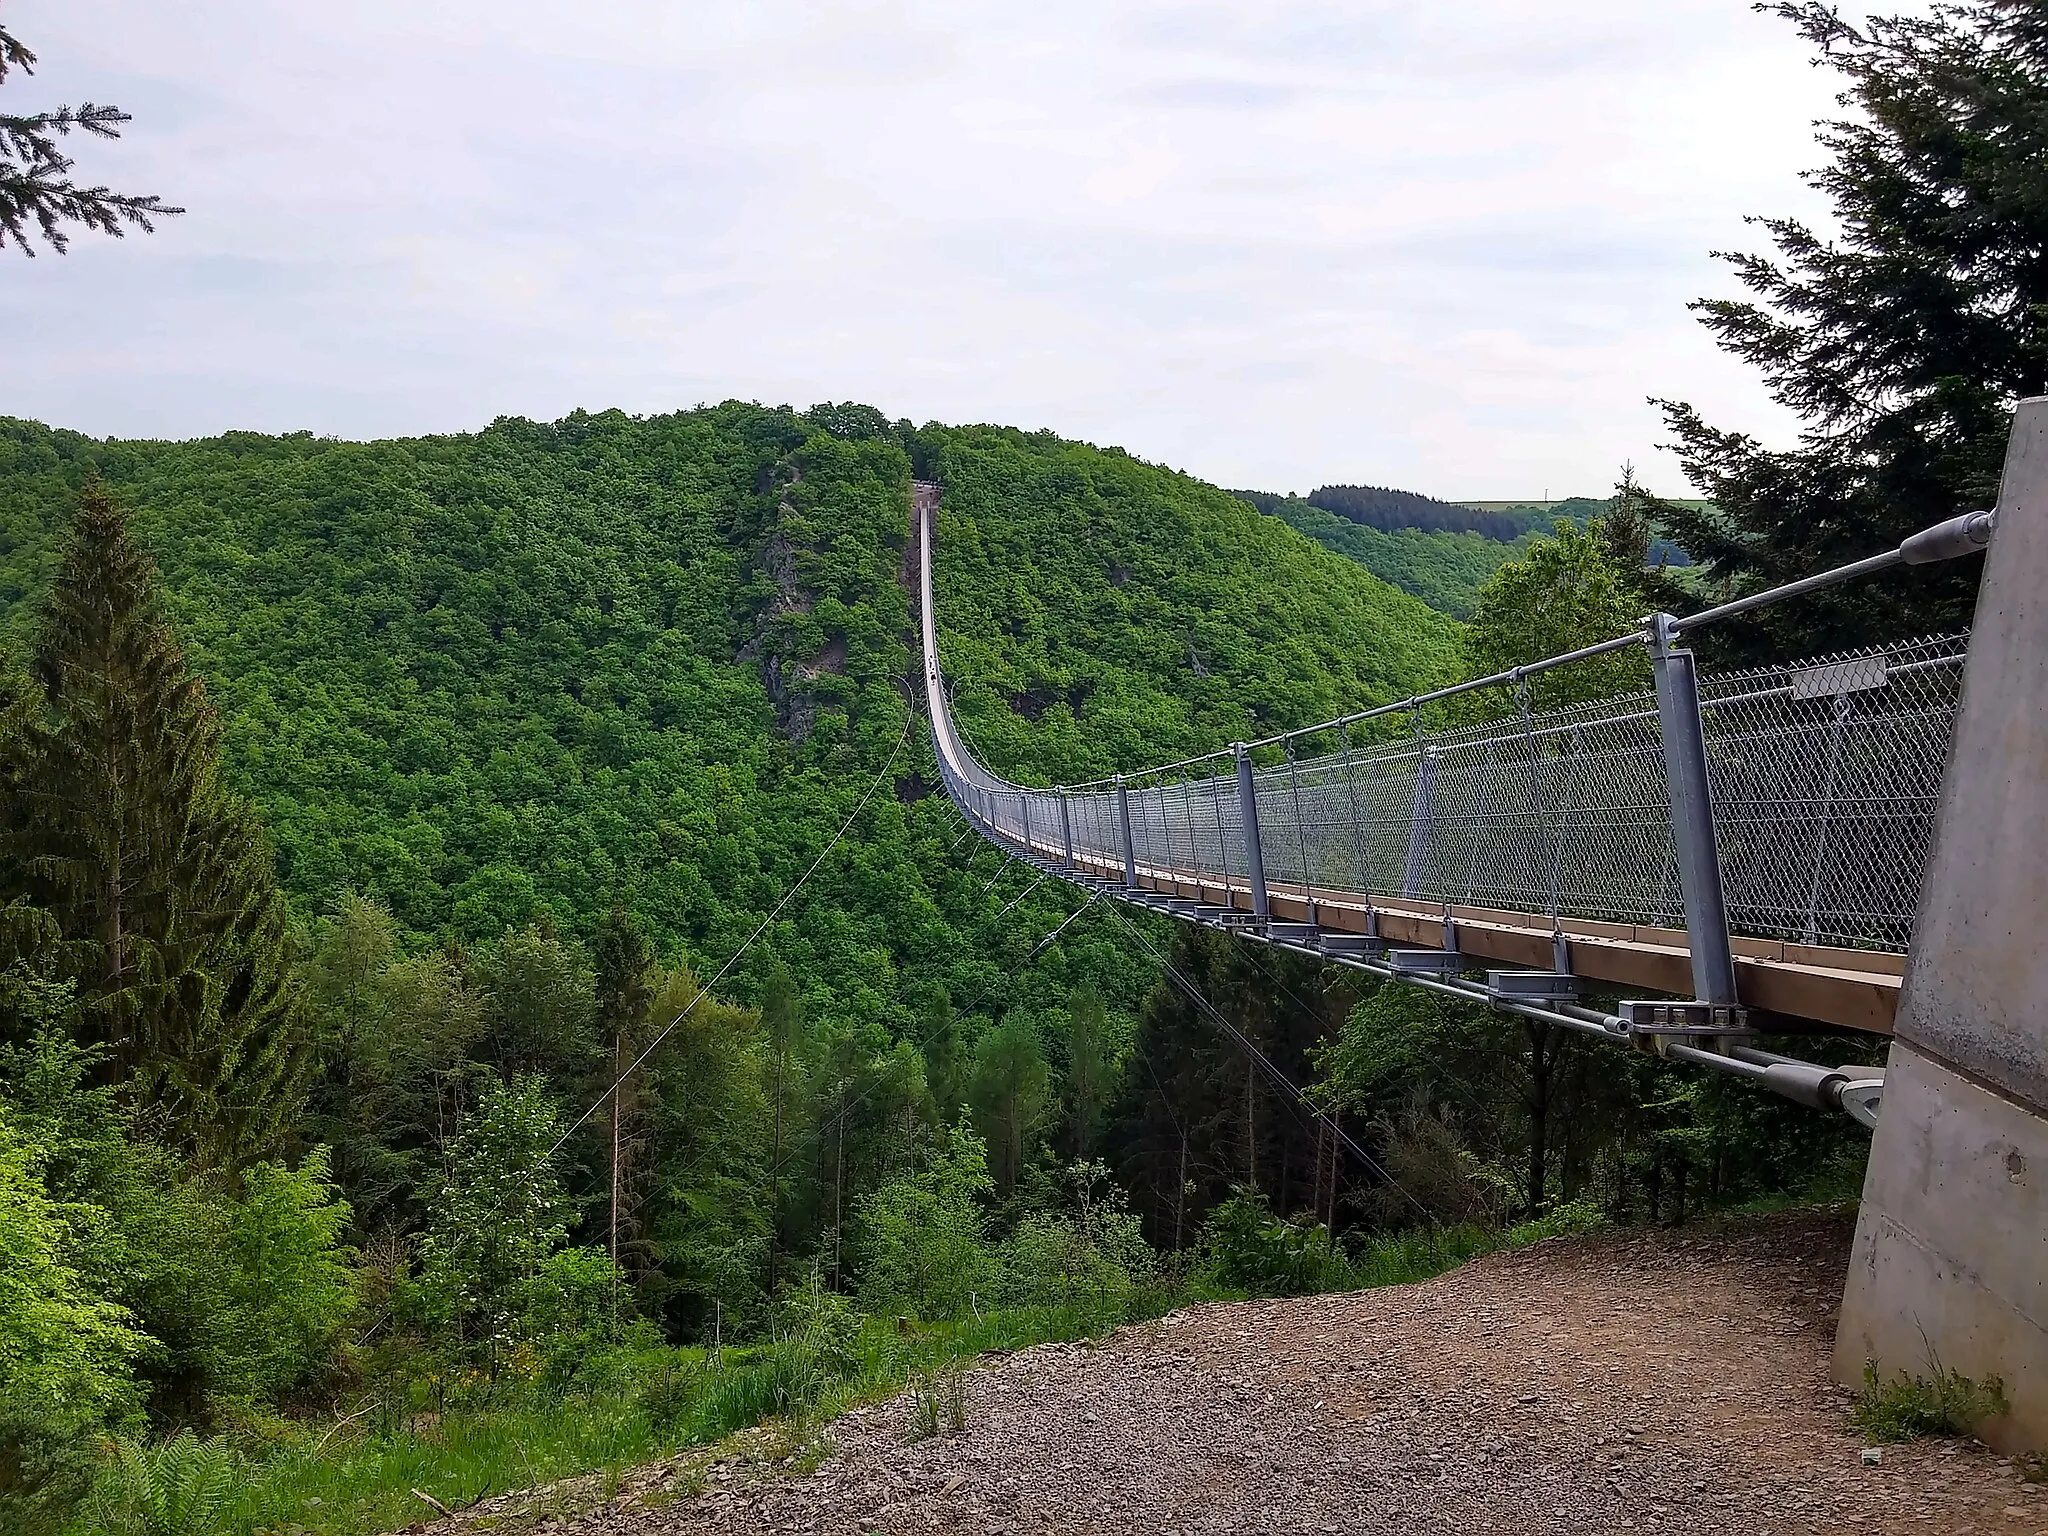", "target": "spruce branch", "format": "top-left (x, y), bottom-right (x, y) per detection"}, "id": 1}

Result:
top-left (0, 19), bottom-right (181, 255)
